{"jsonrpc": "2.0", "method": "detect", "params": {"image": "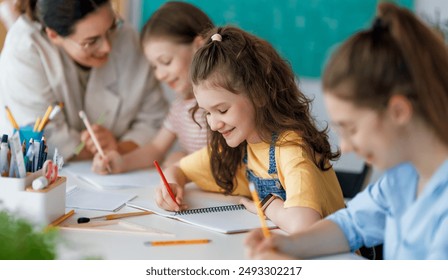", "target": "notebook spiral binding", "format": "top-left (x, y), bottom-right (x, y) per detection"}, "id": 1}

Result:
top-left (175, 204), bottom-right (246, 216)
